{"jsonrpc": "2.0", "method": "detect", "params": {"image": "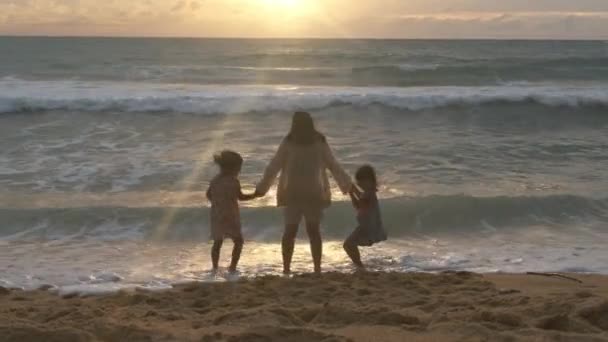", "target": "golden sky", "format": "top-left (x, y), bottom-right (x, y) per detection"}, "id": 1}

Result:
top-left (2, 0), bottom-right (608, 38)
